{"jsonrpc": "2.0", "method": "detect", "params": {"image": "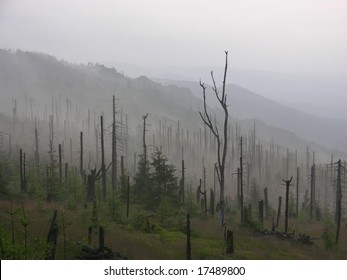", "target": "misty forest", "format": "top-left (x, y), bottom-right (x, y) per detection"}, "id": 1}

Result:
top-left (0, 49), bottom-right (346, 260)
